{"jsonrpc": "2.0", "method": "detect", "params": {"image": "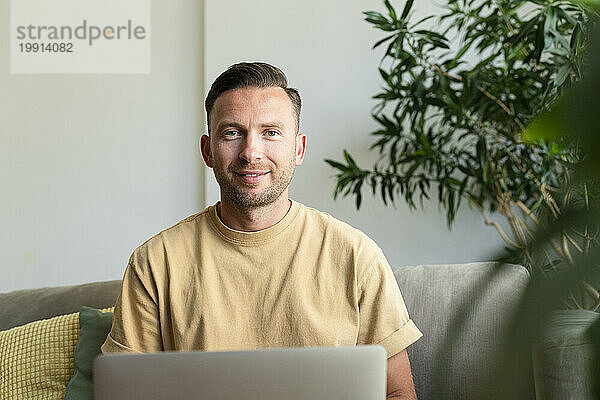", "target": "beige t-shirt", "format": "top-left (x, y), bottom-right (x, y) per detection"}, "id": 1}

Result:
top-left (101, 200), bottom-right (422, 358)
